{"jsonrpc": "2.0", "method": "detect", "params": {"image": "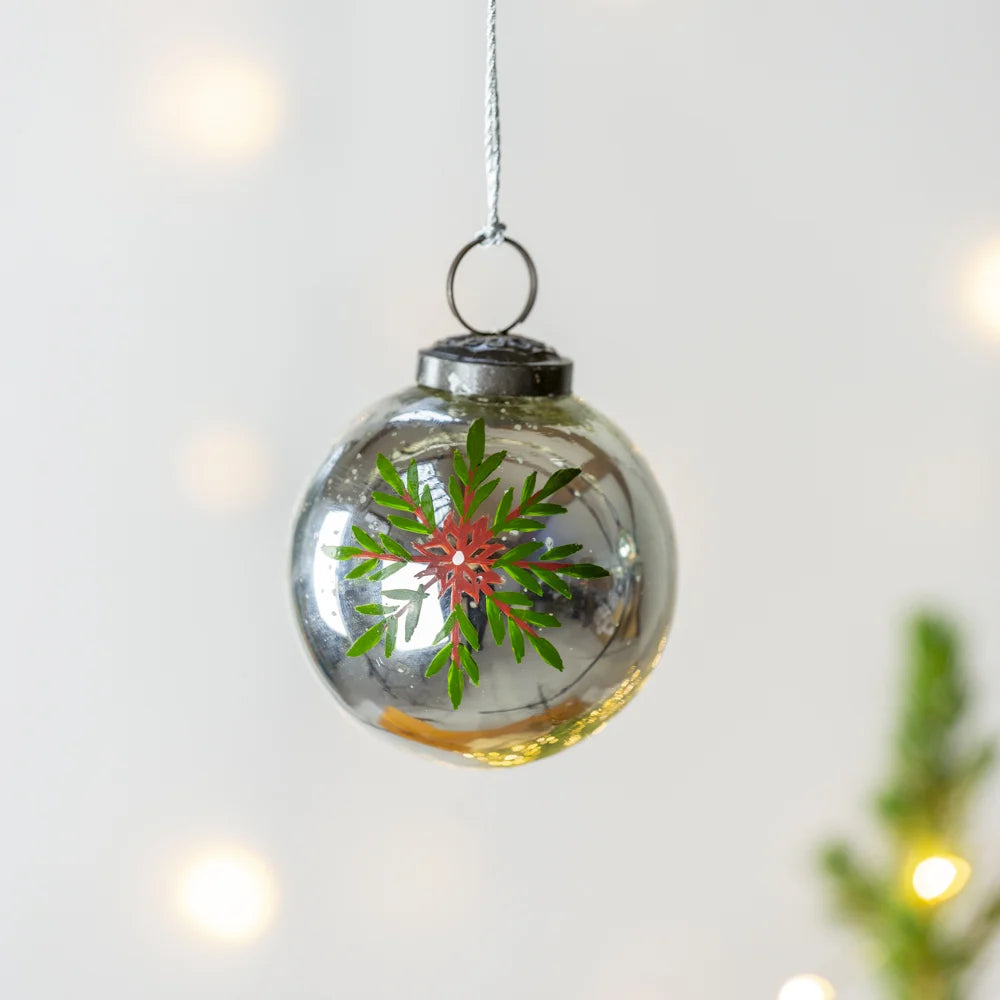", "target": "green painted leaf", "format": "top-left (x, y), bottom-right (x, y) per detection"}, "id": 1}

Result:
top-left (519, 610), bottom-right (561, 629)
top-left (405, 601), bottom-right (421, 642)
top-left (467, 419), bottom-right (485, 467)
top-left (384, 616), bottom-right (398, 657)
top-left (491, 591), bottom-right (534, 606)
top-left (447, 475), bottom-right (465, 514)
top-left (387, 514), bottom-right (432, 535)
top-left (467, 478), bottom-right (500, 518)
top-left (372, 491), bottom-right (412, 512)
top-left (535, 567), bottom-right (573, 598)
top-left (379, 534), bottom-right (411, 559)
top-left (406, 459), bottom-right (419, 501)
top-left (346, 621), bottom-right (386, 656)
top-left (541, 543), bottom-right (583, 561)
top-left (459, 645), bottom-right (480, 686)
top-left (352, 525), bottom-right (381, 552)
top-left (434, 610), bottom-right (457, 644)
top-left (495, 541), bottom-right (544, 565)
top-left (485, 598), bottom-right (505, 645)
top-left (507, 518), bottom-right (545, 532)
top-left (520, 471), bottom-right (537, 506)
top-left (538, 467), bottom-right (580, 499)
top-left (509, 618), bottom-right (525, 663)
top-left (505, 565), bottom-right (543, 594)
top-left (382, 588), bottom-right (421, 601)
top-left (426, 645), bottom-right (450, 676)
top-left (355, 604), bottom-right (391, 615)
top-left (323, 545), bottom-right (364, 559)
top-left (559, 563), bottom-right (610, 579)
top-left (527, 632), bottom-right (564, 671)
top-left (448, 661), bottom-right (465, 708)
top-left (493, 487), bottom-right (514, 532)
top-left (471, 450), bottom-right (506, 488)
top-left (419, 484), bottom-right (436, 527)
top-left (377, 454), bottom-right (405, 495)
top-left (455, 604), bottom-right (480, 650)
top-left (453, 449), bottom-right (469, 485)
top-left (369, 562), bottom-right (406, 581)
top-left (346, 558), bottom-right (378, 579)
top-left (527, 502), bottom-right (566, 516)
